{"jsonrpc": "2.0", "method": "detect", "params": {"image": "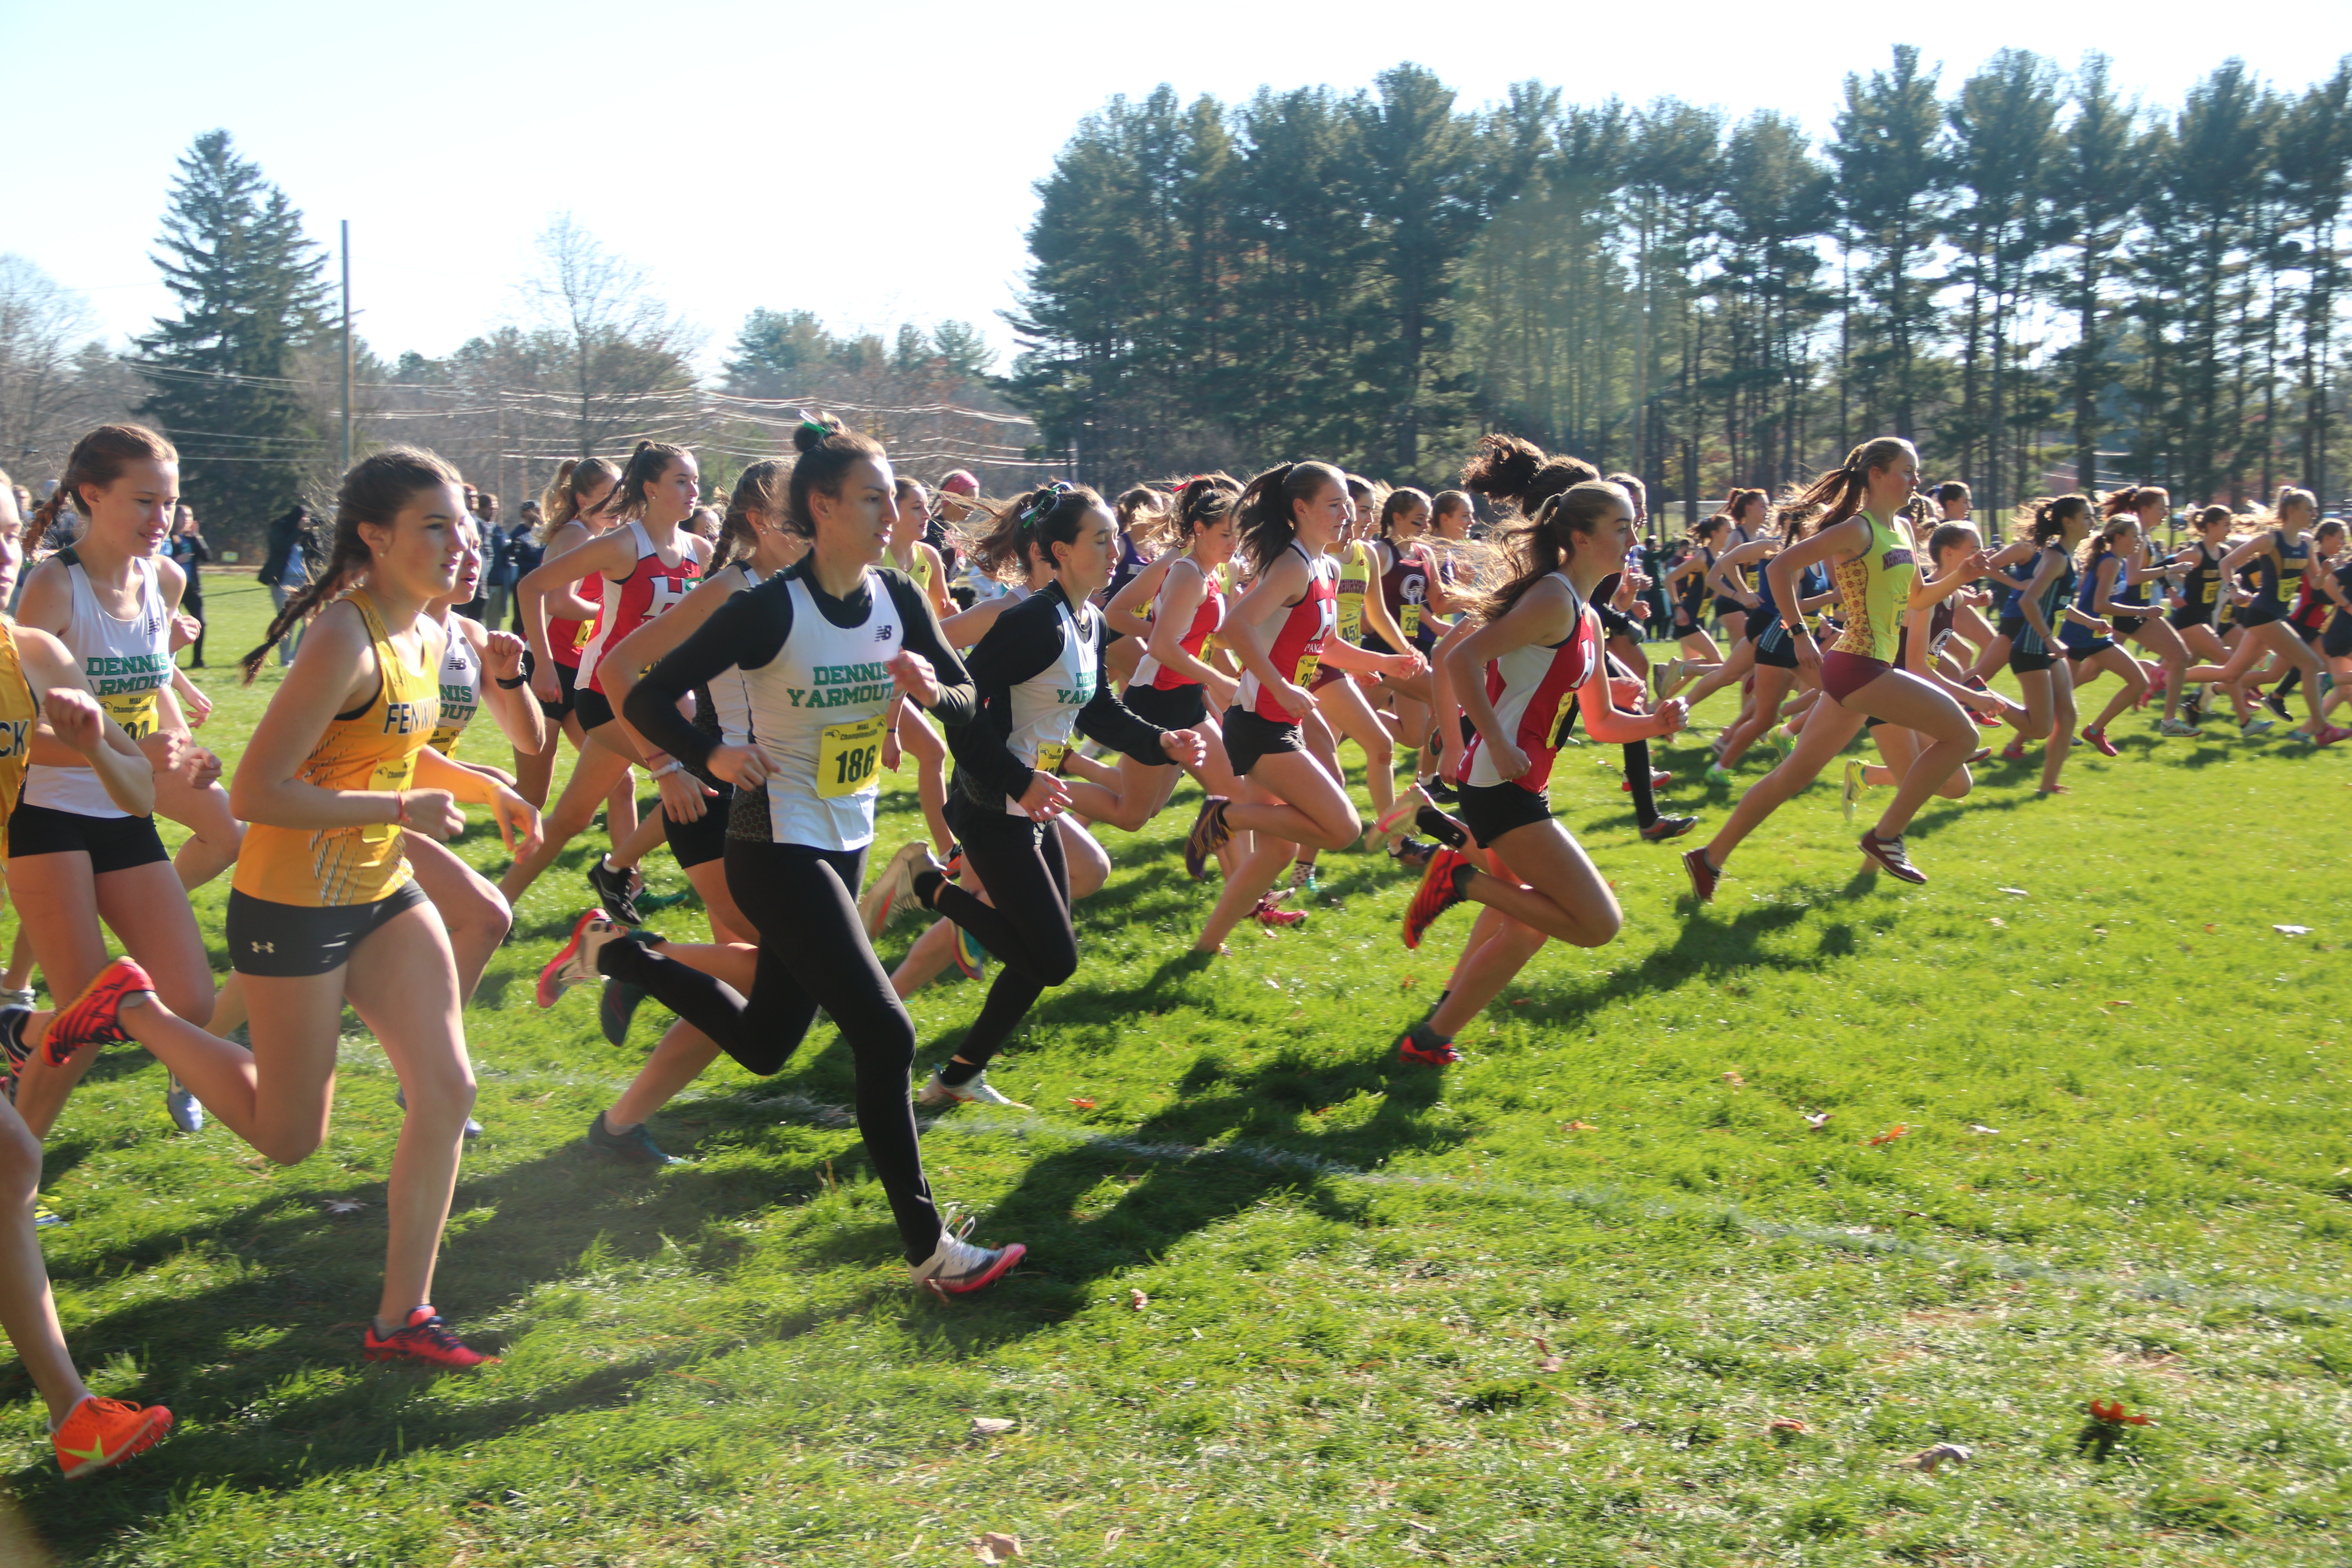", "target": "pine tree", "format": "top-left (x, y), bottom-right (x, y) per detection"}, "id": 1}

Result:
top-left (2051, 54), bottom-right (2140, 495)
top-left (136, 130), bottom-right (331, 540)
